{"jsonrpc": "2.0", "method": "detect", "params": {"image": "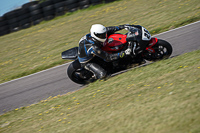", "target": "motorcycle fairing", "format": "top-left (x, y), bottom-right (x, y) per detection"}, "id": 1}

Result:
top-left (101, 34), bottom-right (127, 52)
top-left (145, 37), bottom-right (158, 53)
